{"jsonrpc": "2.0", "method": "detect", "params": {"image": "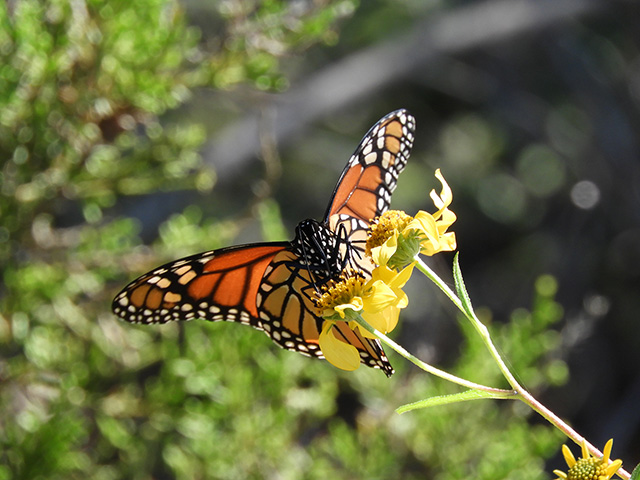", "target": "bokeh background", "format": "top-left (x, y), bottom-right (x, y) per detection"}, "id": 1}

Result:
top-left (2, 0), bottom-right (640, 478)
